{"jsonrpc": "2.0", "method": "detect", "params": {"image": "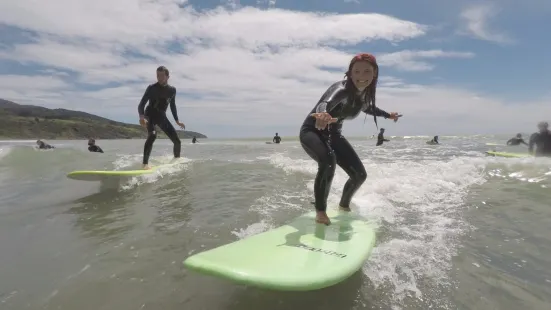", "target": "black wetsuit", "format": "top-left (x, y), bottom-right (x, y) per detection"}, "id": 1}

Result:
top-left (138, 82), bottom-right (181, 165)
top-left (299, 80), bottom-right (391, 212)
top-left (529, 131), bottom-right (551, 157)
top-left (273, 136), bottom-right (281, 144)
top-left (38, 142), bottom-right (54, 149)
top-left (88, 145), bottom-right (103, 153)
top-left (192, 137), bottom-right (197, 143)
top-left (376, 132), bottom-right (389, 146)
top-left (507, 137), bottom-right (527, 146)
